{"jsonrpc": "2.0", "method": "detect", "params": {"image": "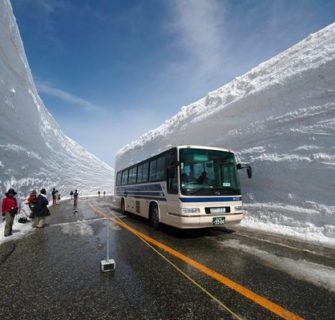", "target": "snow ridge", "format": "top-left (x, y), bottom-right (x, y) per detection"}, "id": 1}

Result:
top-left (116, 23), bottom-right (335, 245)
top-left (0, 0), bottom-right (114, 201)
